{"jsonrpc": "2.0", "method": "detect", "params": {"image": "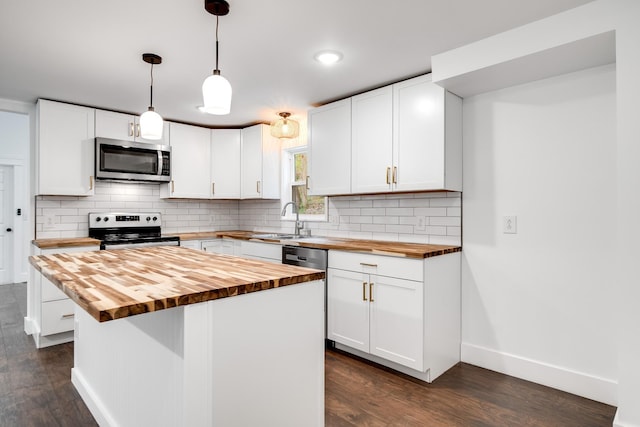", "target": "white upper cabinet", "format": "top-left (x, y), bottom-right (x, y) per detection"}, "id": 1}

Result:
top-left (160, 122), bottom-right (211, 199)
top-left (95, 110), bottom-right (170, 144)
top-left (211, 129), bottom-right (241, 199)
top-left (310, 74), bottom-right (462, 196)
top-left (392, 75), bottom-right (461, 192)
top-left (37, 99), bottom-right (95, 196)
top-left (240, 124), bottom-right (280, 199)
top-left (307, 98), bottom-right (352, 196)
top-left (351, 86), bottom-right (393, 193)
